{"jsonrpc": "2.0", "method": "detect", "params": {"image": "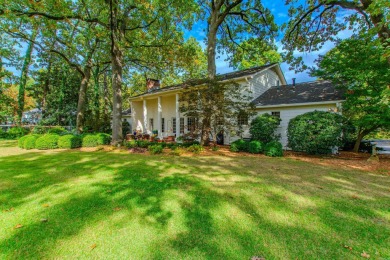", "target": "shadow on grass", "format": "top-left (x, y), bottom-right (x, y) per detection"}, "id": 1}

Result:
top-left (0, 150), bottom-right (389, 259)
